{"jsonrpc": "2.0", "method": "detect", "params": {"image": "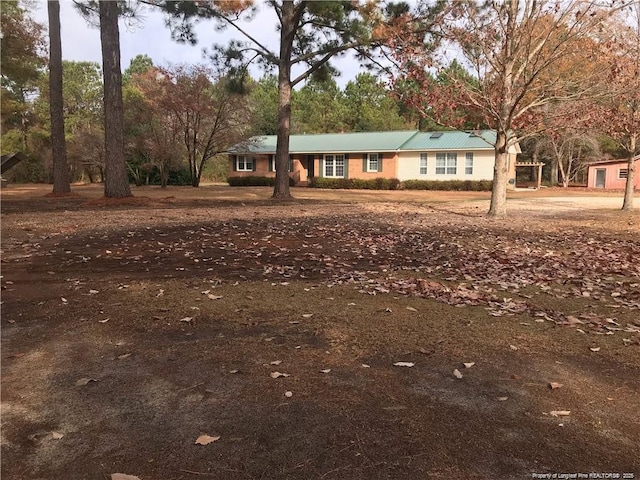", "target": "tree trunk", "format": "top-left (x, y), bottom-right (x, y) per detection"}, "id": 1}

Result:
top-left (488, 129), bottom-right (509, 217)
top-left (99, 1), bottom-right (132, 198)
top-left (48, 1), bottom-right (71, 194)
top-left (549, 156), bottom-right (559, 186)
top-left (622, 134), bottom-right (636, 211)
top-left (272, 1), bottom-right (296, 199)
